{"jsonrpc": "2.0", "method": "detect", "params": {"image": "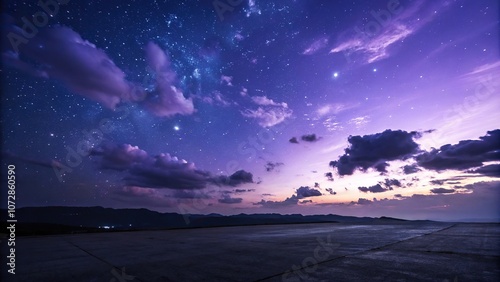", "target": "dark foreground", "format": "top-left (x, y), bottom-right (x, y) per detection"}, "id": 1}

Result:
top-left (3, 222), bottom-right (499, 281)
